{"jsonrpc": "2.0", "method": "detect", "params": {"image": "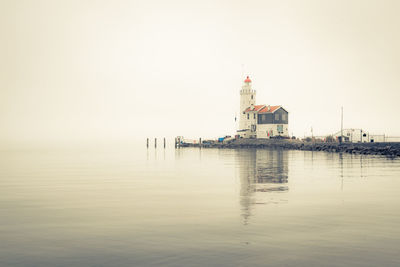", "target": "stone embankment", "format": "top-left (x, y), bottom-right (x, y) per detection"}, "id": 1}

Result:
top-left (202, 139), bottom-right (400, 157)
